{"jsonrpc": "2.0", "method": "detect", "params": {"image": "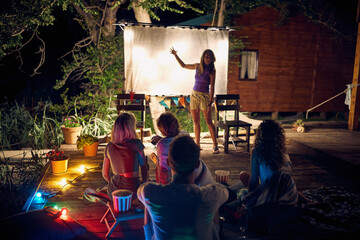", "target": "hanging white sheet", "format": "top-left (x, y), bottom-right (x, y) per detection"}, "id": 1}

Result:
top-left (124, 25), bottom-right (229, 95)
